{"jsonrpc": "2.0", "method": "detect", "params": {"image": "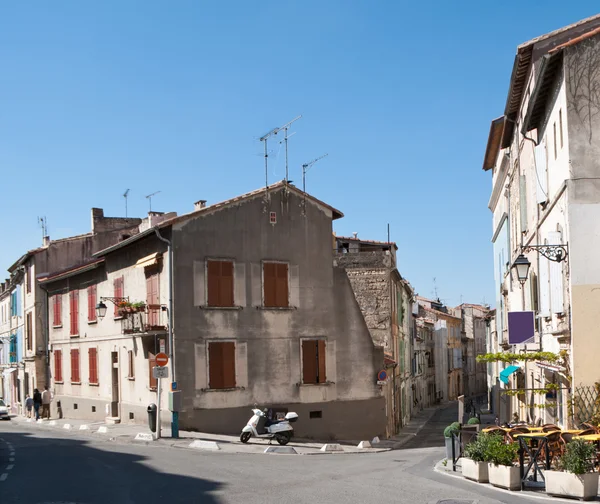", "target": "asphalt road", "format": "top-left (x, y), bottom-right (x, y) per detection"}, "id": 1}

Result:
top-left (0, 419), bottom-right (563, 504)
